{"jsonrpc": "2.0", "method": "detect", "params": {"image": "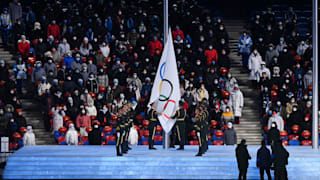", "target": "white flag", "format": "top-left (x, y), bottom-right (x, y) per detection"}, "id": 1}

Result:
top-left (148, 29), bottom-right (181, 133)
